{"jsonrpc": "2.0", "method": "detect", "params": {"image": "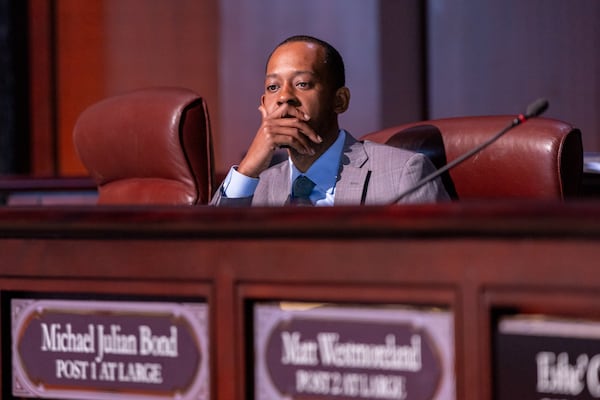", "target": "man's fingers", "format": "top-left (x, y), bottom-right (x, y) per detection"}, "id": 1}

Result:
top-left (278, 136), bottom-right (316, 156)
top-left (266, 118), bottom-right (322, 144)
top-left (264, 104), bottom-right (310, 121)
top-left (264, 125), bottom-right (315, 155)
